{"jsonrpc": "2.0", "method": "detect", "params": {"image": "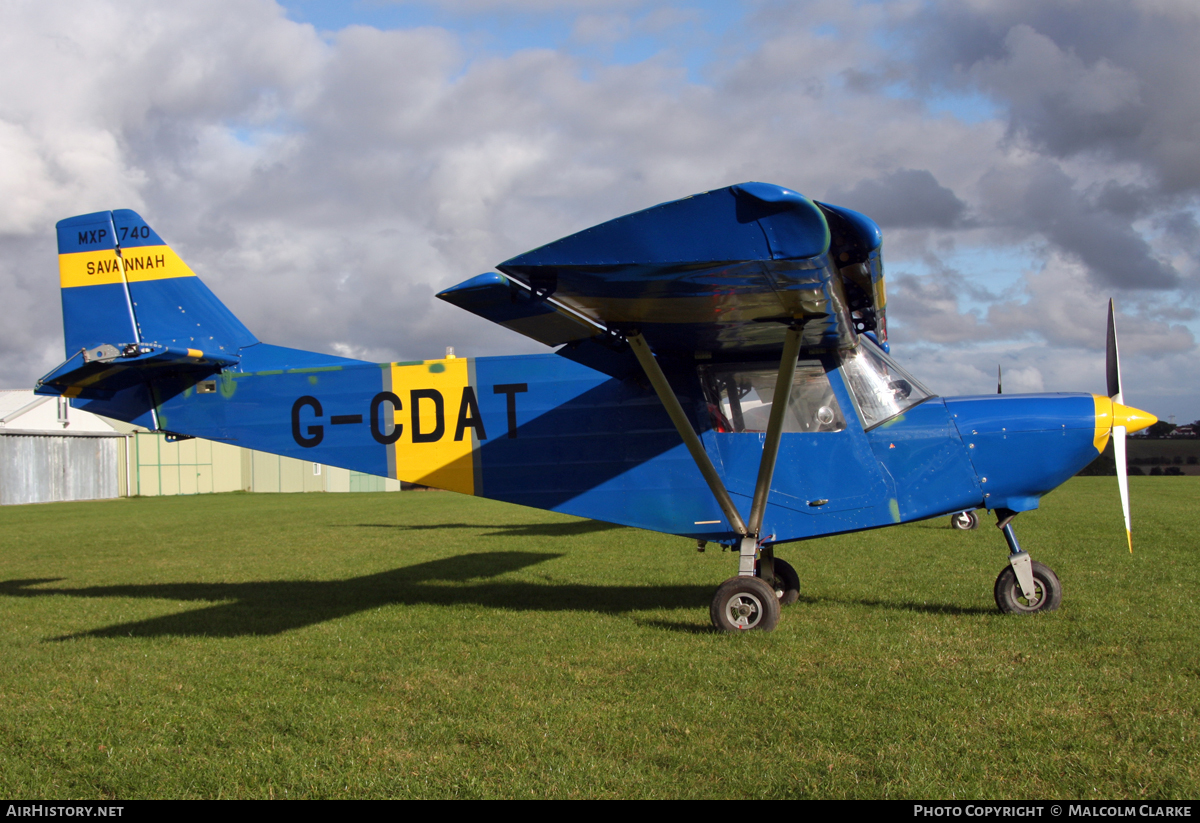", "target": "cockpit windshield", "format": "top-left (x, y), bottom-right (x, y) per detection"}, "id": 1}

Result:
top-left (839, 340), bottom-right (933, 428)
